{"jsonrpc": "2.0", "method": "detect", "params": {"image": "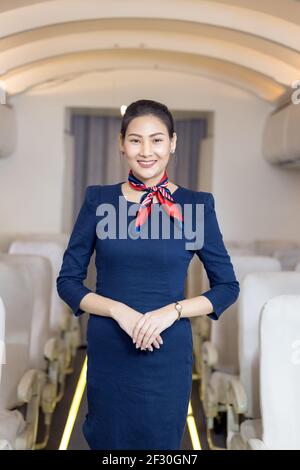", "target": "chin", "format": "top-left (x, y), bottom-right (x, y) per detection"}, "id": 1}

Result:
top-left (133, 167), bottom-right (160, 178)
